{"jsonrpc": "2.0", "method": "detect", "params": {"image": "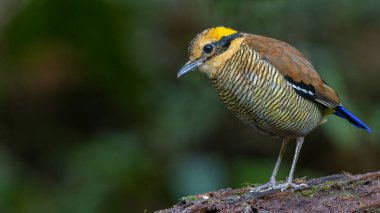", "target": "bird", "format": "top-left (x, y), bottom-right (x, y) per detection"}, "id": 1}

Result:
top-left (177, 26), bottom-right (371, 192)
